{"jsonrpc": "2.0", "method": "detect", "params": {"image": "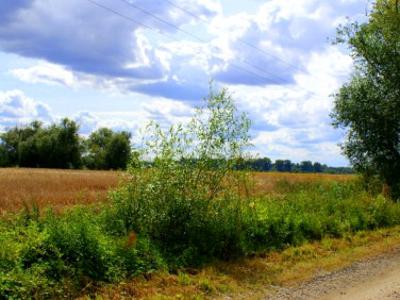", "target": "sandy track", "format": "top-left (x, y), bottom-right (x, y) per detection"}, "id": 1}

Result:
top-left (268, 247), bottom-right (400, 300)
